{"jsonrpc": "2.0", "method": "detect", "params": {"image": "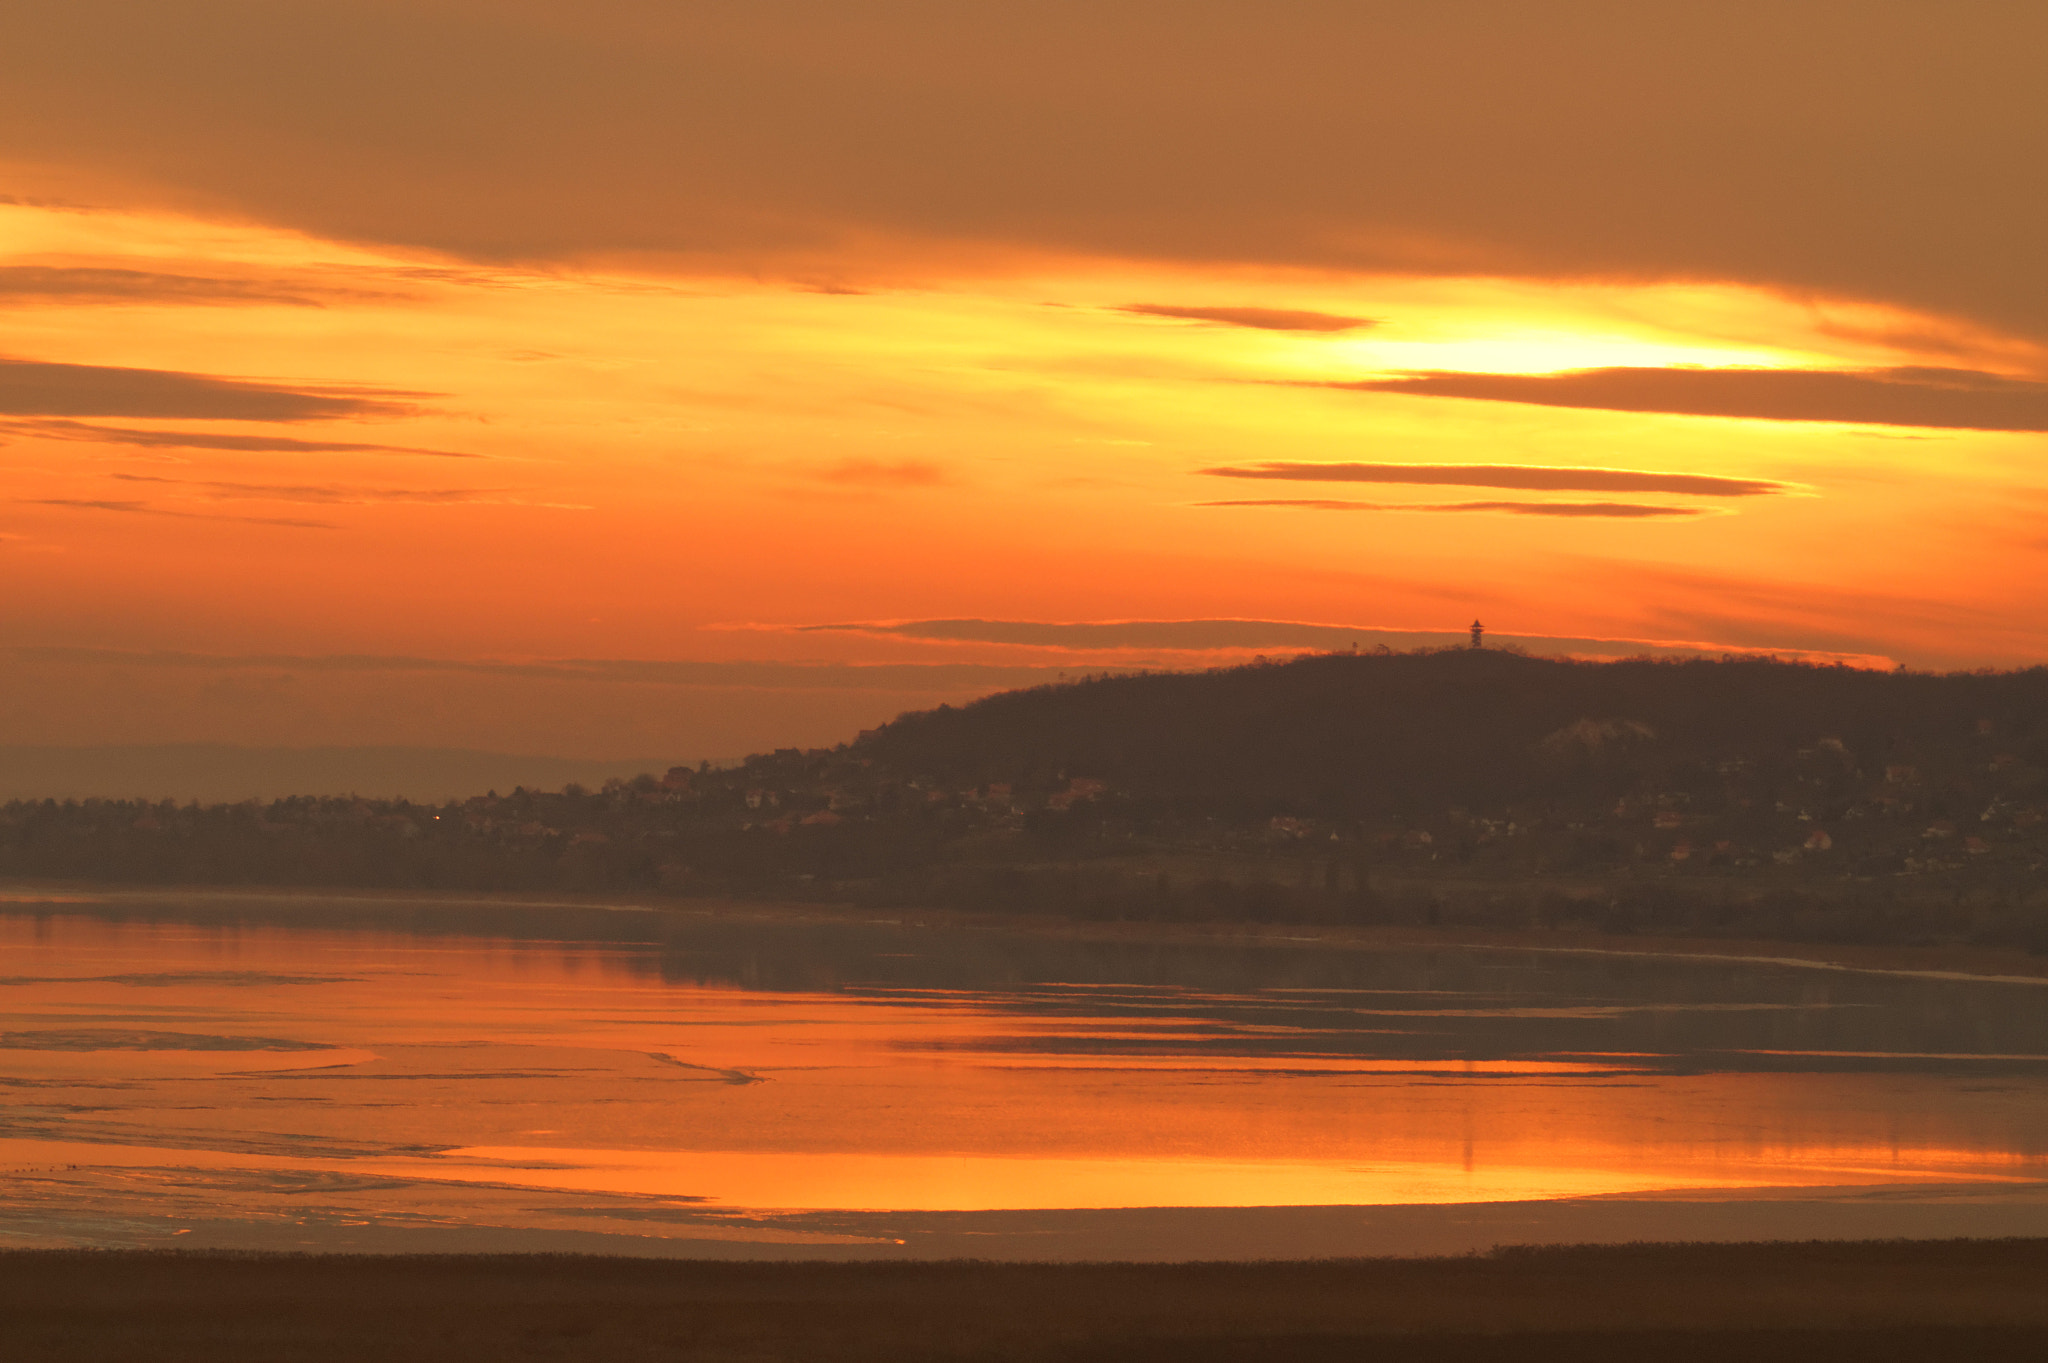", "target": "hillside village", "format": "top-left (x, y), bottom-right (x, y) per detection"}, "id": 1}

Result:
top-left (4, 651), bottom-right (2047, 948)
